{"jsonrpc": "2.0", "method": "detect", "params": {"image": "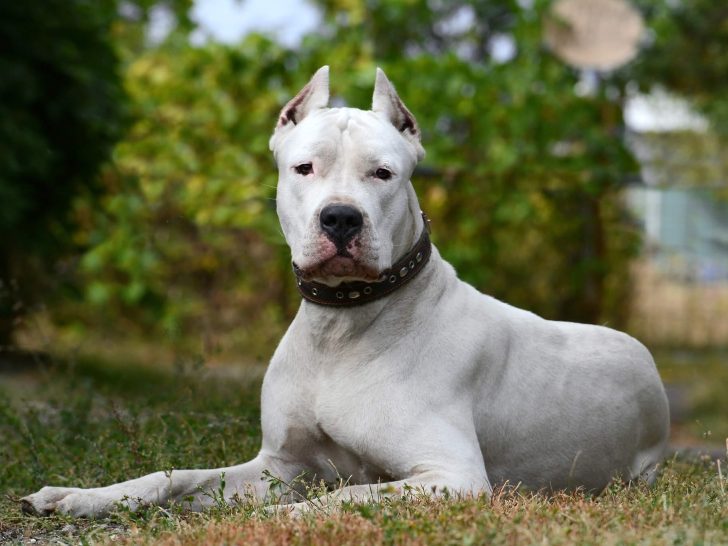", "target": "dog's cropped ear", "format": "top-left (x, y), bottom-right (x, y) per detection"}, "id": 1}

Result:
top-left (276, 66), bottom-right (329, 129)
top-left (372, 68), bottom-right (425, 161)
top-left (270, 66), bottom-right (329, 153)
